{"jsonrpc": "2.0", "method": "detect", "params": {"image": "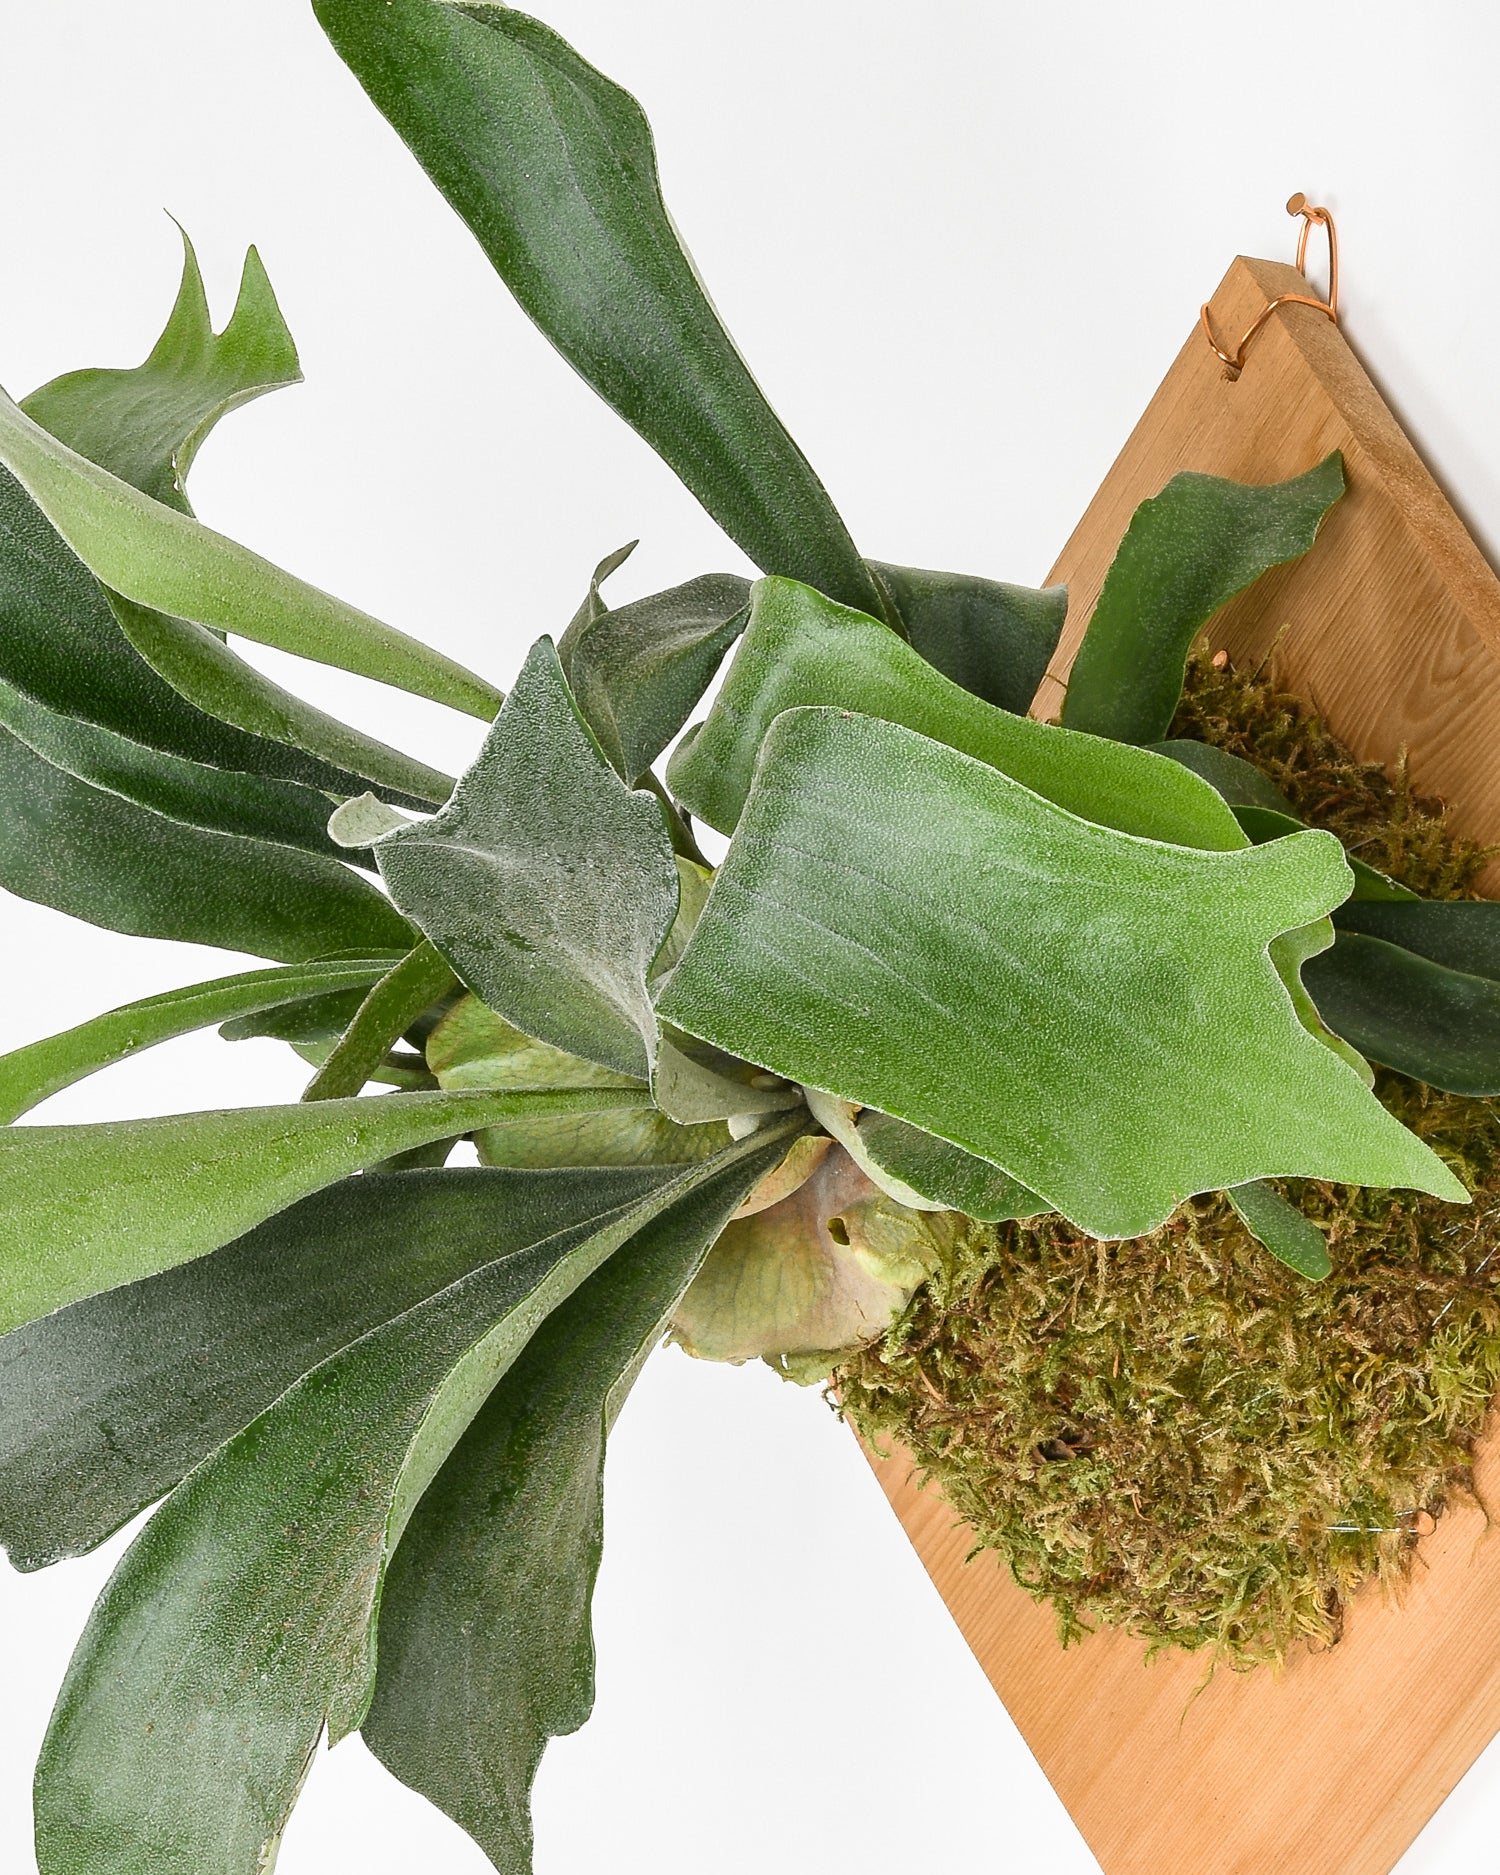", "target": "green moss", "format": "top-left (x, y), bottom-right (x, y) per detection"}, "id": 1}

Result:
top-left (836, 654), bottom-right (1500, 1669)
top-left (1171, 652), bottom-right (1492, 898)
